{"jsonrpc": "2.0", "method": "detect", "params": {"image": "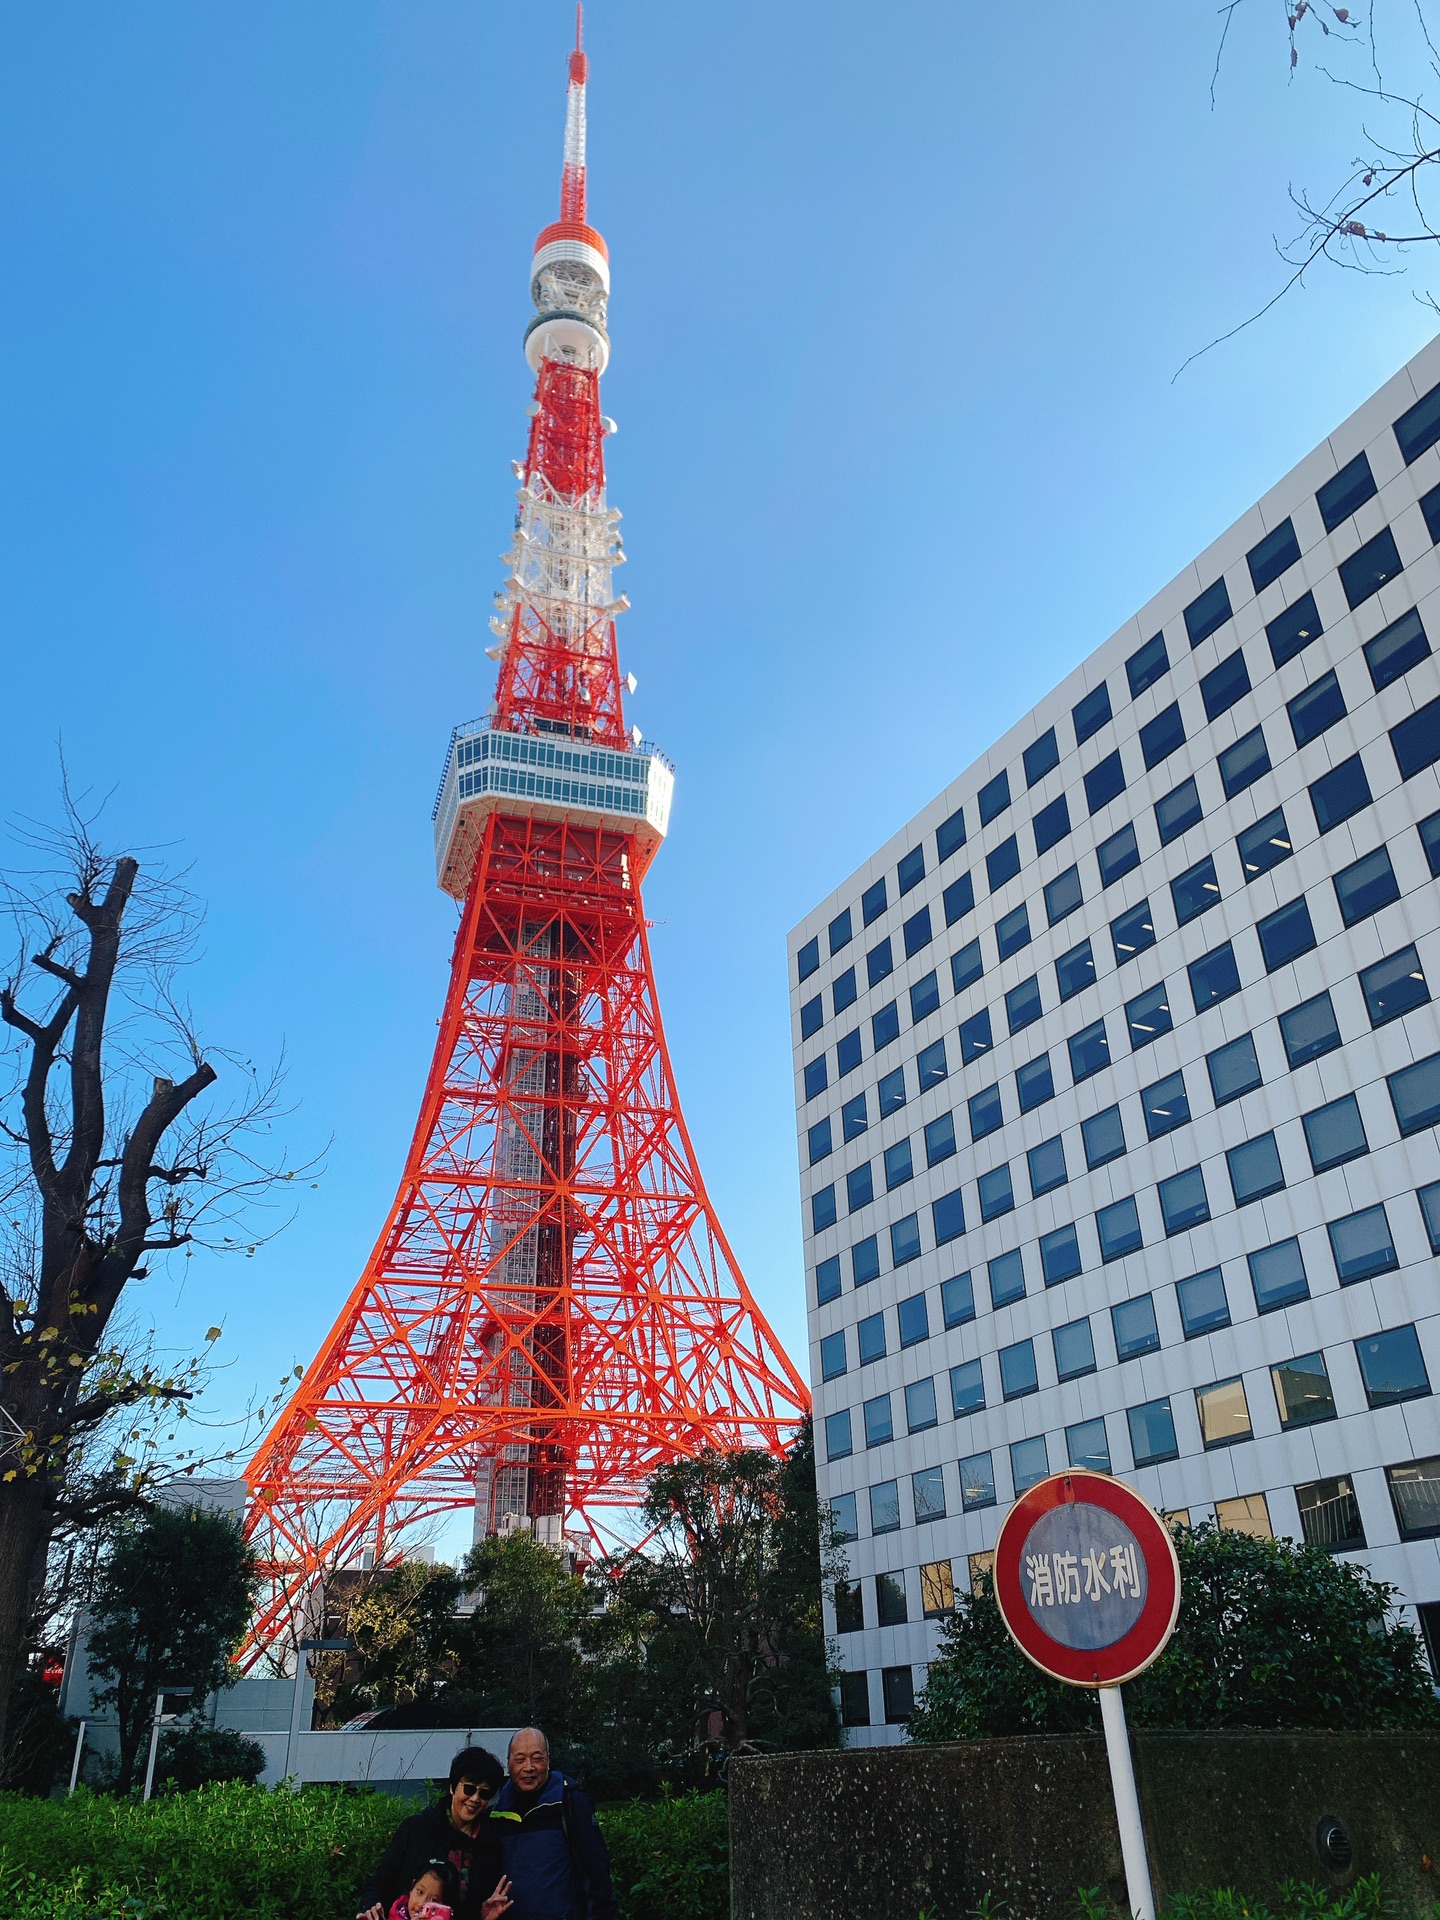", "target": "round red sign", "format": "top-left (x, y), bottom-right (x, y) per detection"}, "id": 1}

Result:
top-left (993, 1470), bottom-right (1180, 1687)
